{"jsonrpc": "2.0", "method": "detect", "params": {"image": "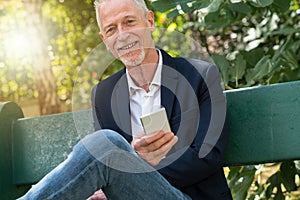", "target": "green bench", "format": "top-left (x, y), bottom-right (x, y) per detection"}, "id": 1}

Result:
top-left (1, 81), bottom-right (300, 200)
